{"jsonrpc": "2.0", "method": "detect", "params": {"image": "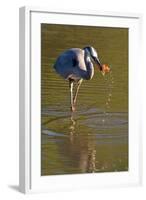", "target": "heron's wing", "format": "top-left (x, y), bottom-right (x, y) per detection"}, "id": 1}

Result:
top-left (54, 48), bottom-right (87, 80)
top-left (72, 57), bottom-right (79, 67)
